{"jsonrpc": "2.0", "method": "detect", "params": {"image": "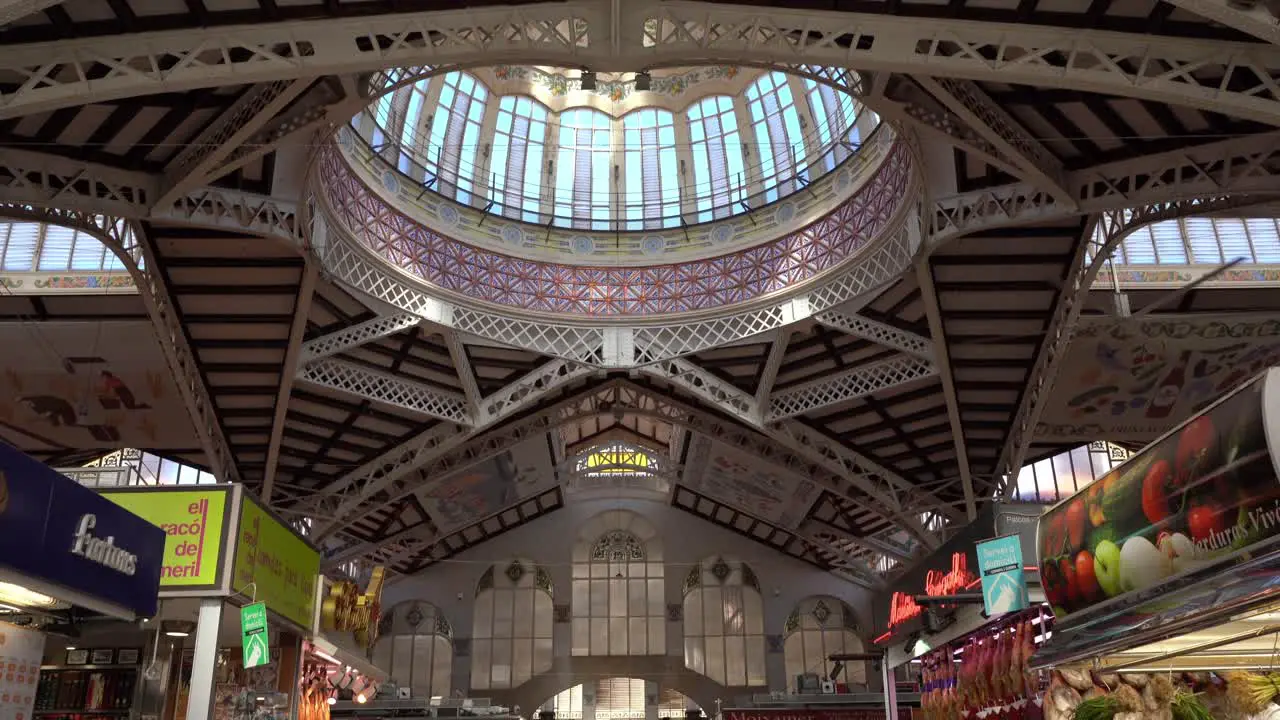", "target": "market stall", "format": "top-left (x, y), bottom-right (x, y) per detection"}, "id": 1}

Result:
top-left (302, 567), bottom-right (389, 720)
top-left (0, 442), bottom-right (166, 720)
top-left (873, 503), bottom-right (1047, 720)
top-left (1032, 367), bottom-right (1280, 720)
top-left (101, 486), bottom-right (320, 720)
